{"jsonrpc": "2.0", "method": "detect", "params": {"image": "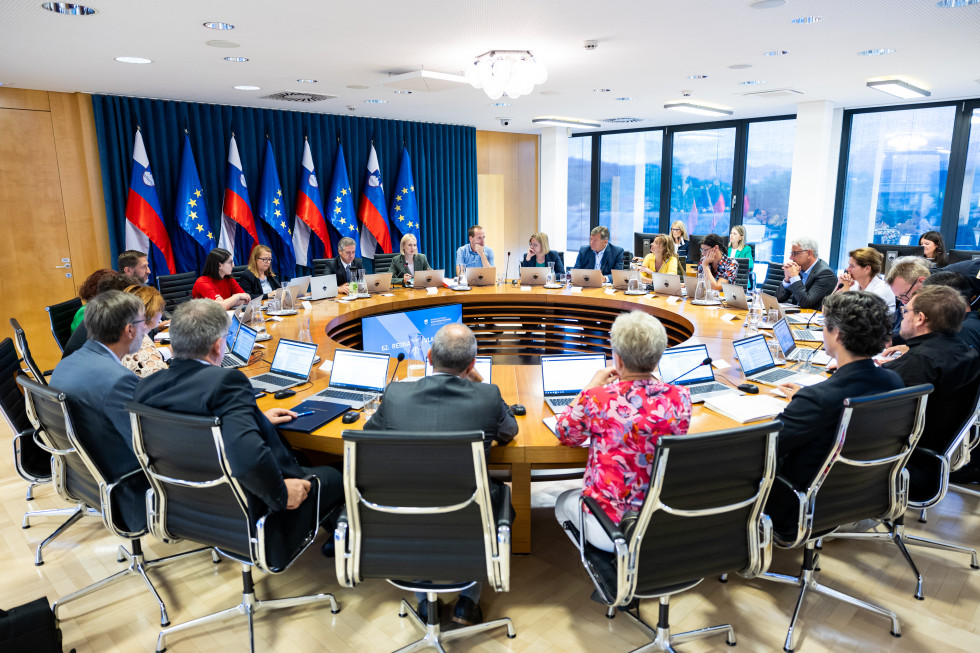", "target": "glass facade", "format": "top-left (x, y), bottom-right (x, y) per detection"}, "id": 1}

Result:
top-left (954, 109), bottom-right (980, 250)
top-left (566, 135), bottom-right (592, 256)
top-left (598, 130), bottom-right (663, 253)
top-left (742, 119), bottom-right (796, 263)
top-left (669, 128), bottom-right (736, 240)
